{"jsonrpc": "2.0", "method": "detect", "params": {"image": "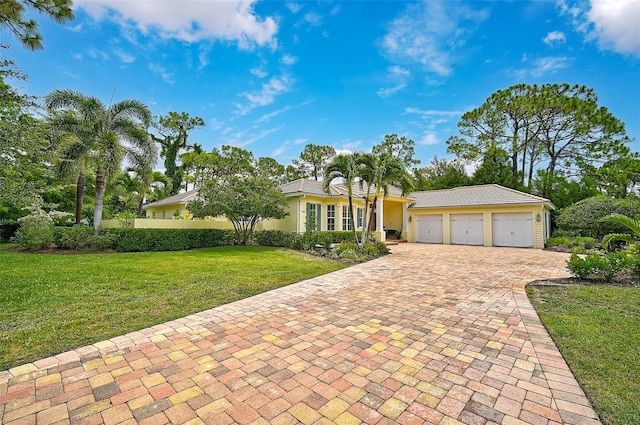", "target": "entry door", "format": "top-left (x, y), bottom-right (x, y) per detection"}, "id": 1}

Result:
top-left (415, 215), bottom-right (443, 243)
top-left (492, 213), bottom-right (534, 247)
top-left (450, 214), bottom-right (484, 245)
